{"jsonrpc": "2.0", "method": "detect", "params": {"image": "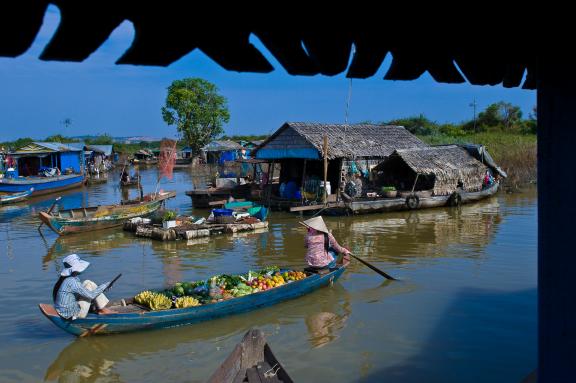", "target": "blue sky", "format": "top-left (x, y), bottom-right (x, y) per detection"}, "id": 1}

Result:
top-left (0, 6), bottom-right (536, 141)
